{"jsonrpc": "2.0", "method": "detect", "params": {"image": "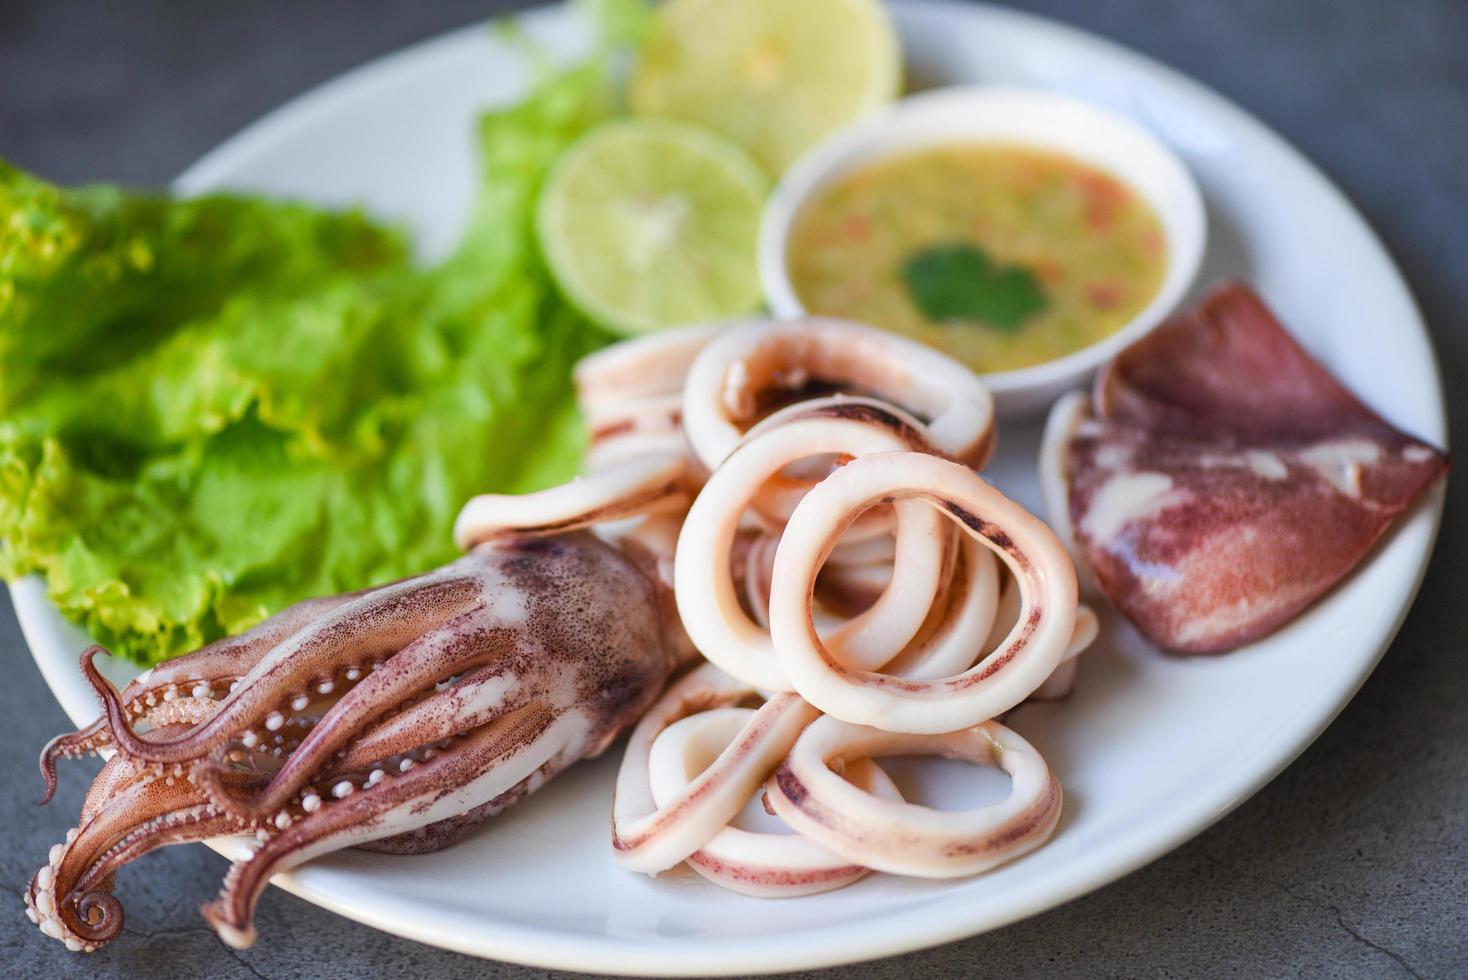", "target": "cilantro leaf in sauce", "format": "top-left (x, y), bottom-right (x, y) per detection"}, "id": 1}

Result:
top-left (902, 242), bottom-right (1047, 331)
